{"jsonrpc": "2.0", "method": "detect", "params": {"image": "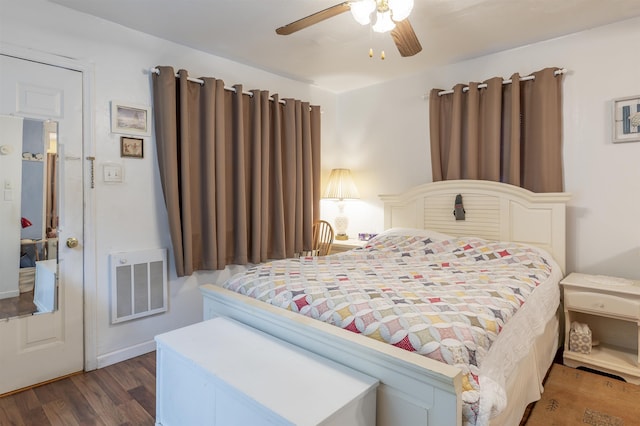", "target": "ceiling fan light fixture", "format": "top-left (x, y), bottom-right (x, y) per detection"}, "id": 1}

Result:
top-left (350, 0), bottom-right (376, 25)
top-left (275, 1), bottom-right (421, 58)
top-left (388, 0), bottom-right (413, 22)
top-left (372, 10), bottom-right (395, 33)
